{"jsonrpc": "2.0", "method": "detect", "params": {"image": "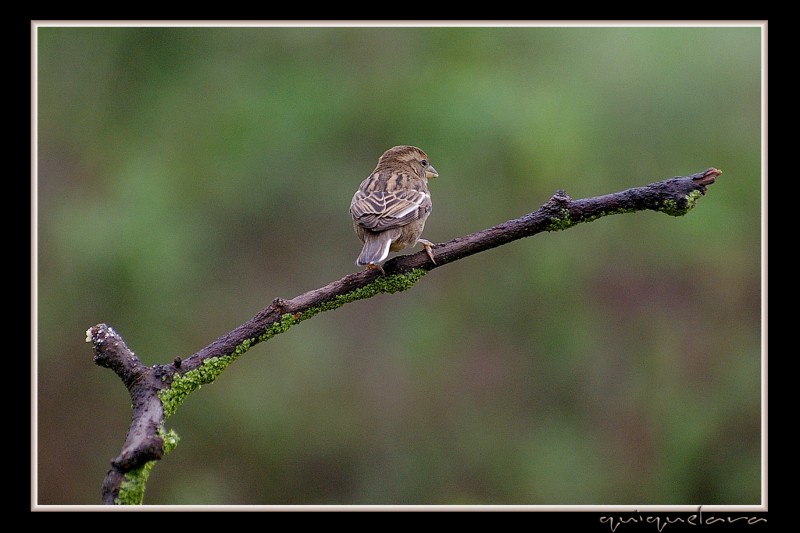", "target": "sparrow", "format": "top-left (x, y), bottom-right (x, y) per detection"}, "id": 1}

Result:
top-left (350, 145), bottom-right (439, 271)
